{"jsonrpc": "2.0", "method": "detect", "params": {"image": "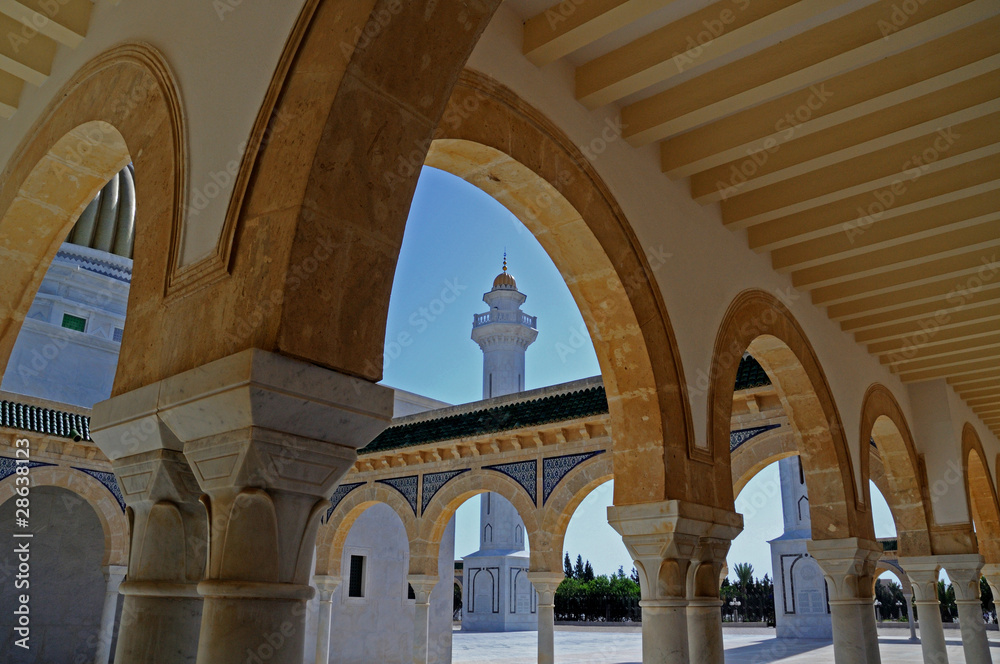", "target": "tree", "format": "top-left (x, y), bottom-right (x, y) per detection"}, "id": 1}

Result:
top-left (734, 562), bottom-right (754, 595)
top-left (564, 552), bottom-right (574, 579)
top-left (630, 567), bottom-right (639, 584)
top-left (574, 555), bottom-right (586, 580)
top-left (584, 560), bottom-right (595, 582)
top-left (617, 566), bottom-right (626, 580)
